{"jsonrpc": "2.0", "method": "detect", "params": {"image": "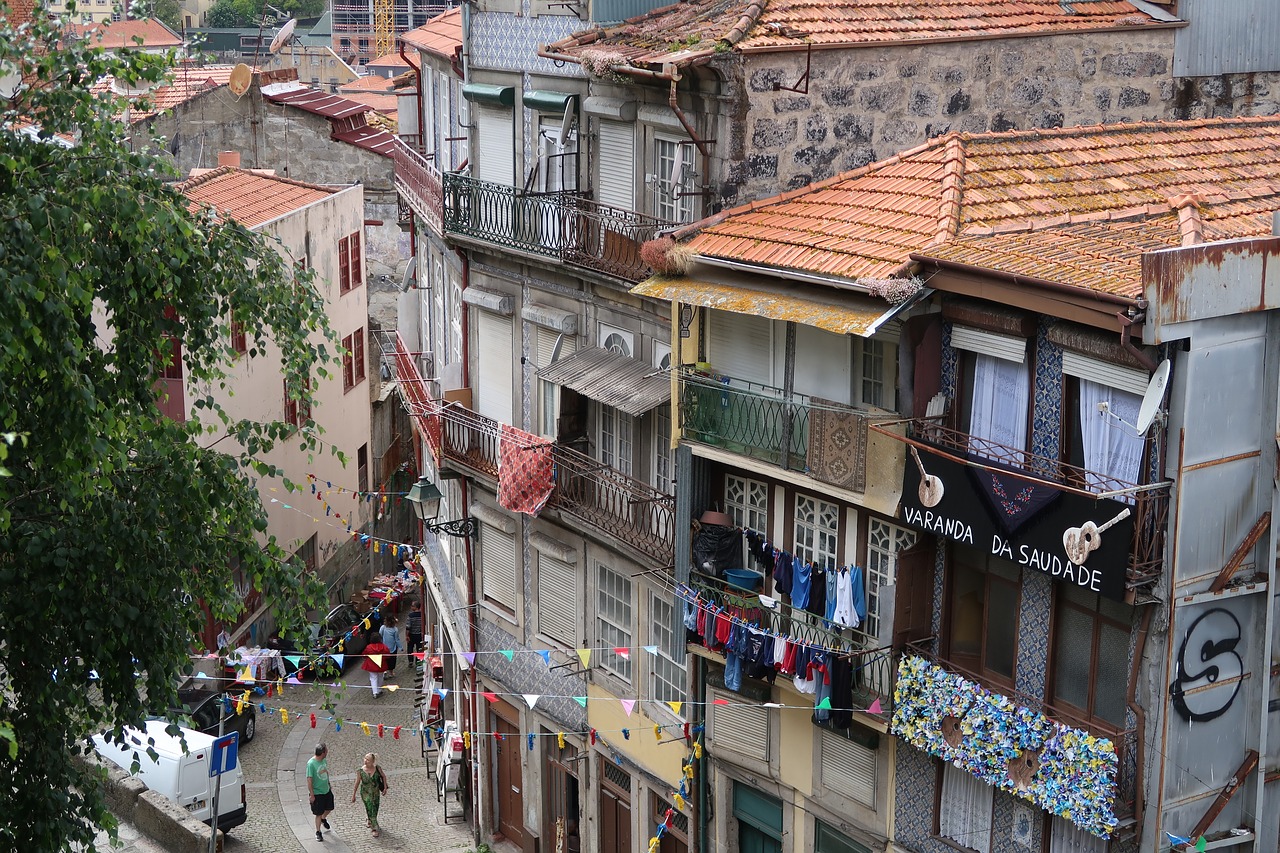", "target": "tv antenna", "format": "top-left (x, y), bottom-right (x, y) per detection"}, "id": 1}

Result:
top-left (1097, 358), bottom-right (1170, 435)
top-left (269, 18), bottom-right (297, 54)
